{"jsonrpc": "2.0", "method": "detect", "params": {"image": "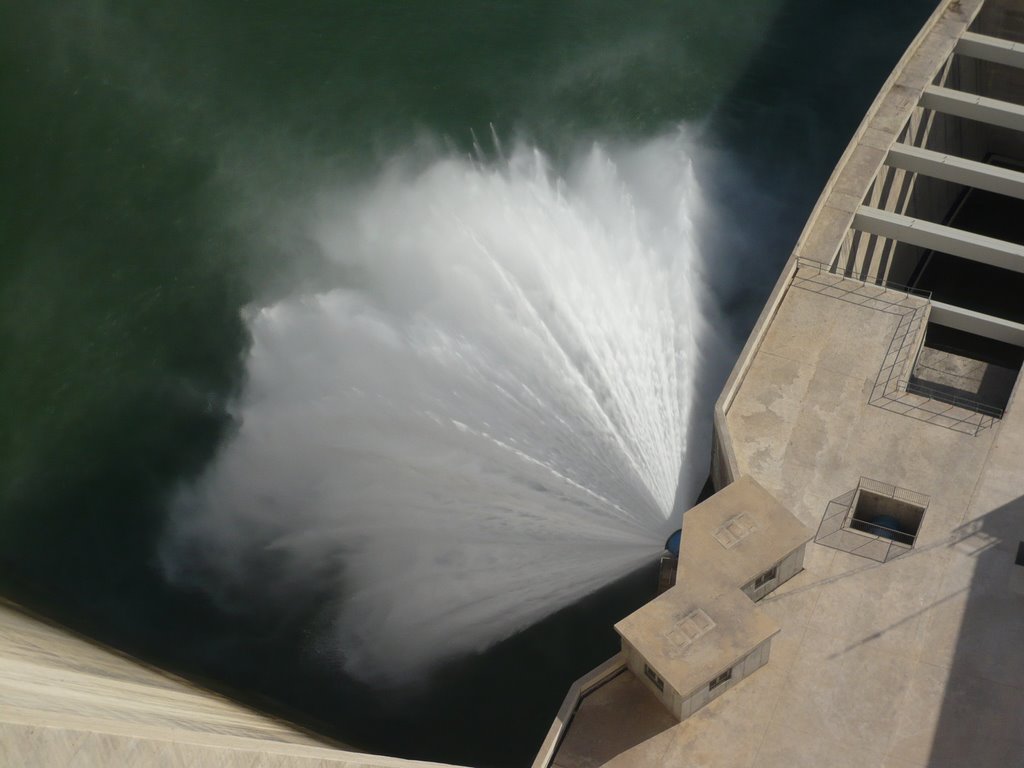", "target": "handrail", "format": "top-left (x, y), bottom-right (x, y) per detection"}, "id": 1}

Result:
top-left (793, 261), bottom-right (1008, 434)
top-left (903, 376), bottom-right (1005, 418)
top-left (794, 257), bottom-right (932, 300)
